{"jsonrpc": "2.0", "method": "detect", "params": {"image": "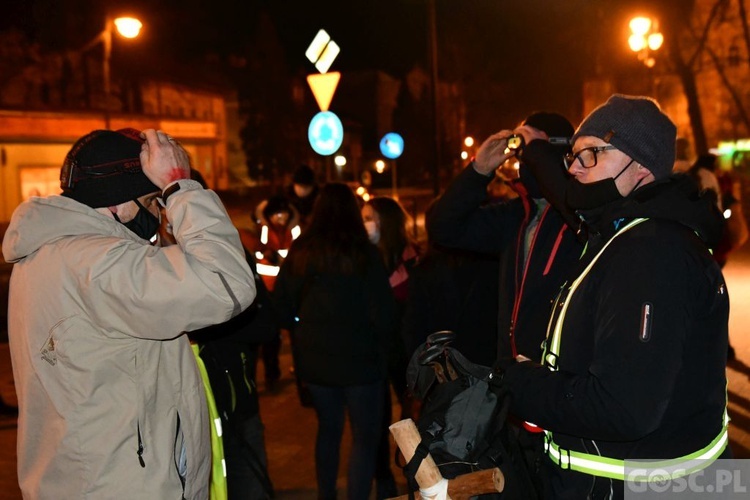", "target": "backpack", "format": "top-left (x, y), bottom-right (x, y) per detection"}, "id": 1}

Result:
top-left (404, 331), bottom-right (540, 499)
